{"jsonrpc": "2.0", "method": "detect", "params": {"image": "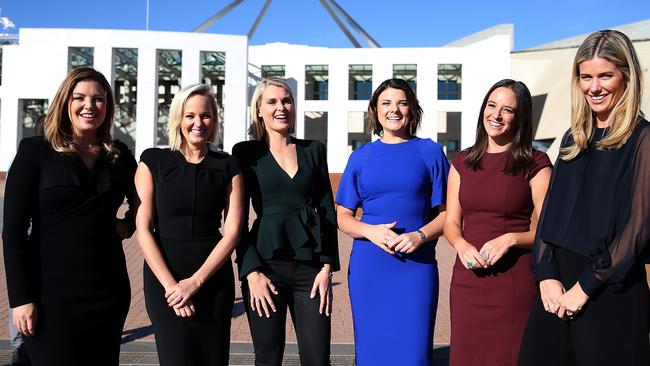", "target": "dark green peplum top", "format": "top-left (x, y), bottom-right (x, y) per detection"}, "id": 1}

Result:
top-left (232, 138), bottom-right (339, 279)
